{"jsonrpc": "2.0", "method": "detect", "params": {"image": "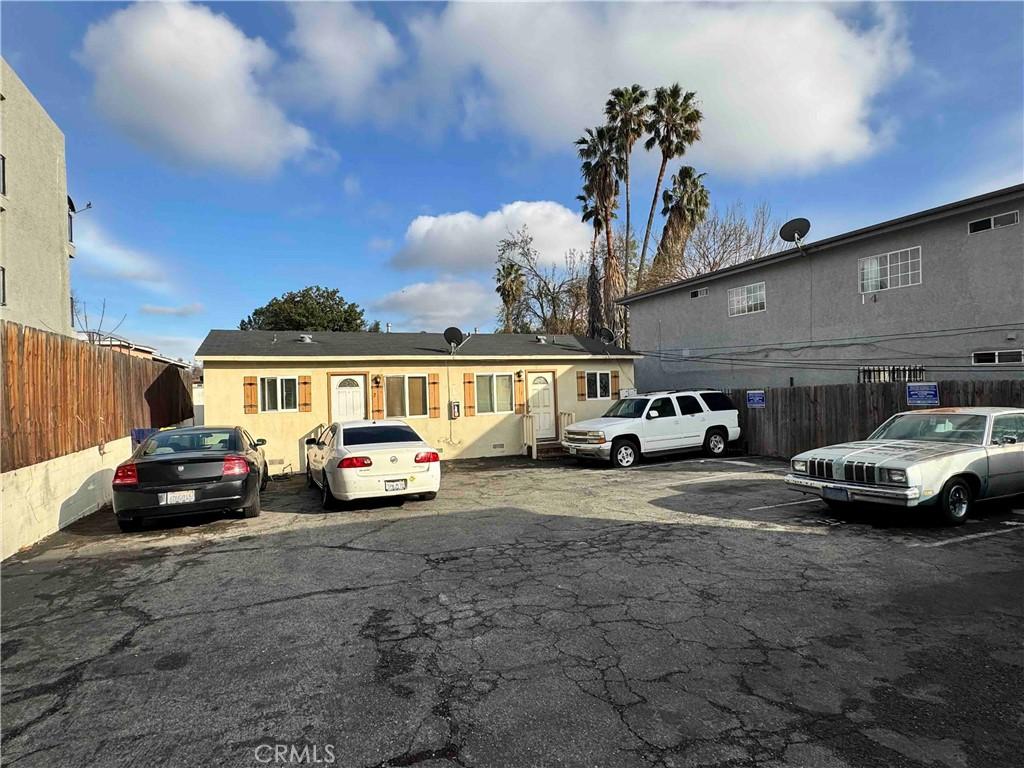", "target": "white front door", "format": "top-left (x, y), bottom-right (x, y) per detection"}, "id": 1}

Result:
top-left (331, 375), bottom-right (366, 422)
top-left (528, 372), bottom-right (556, 440)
